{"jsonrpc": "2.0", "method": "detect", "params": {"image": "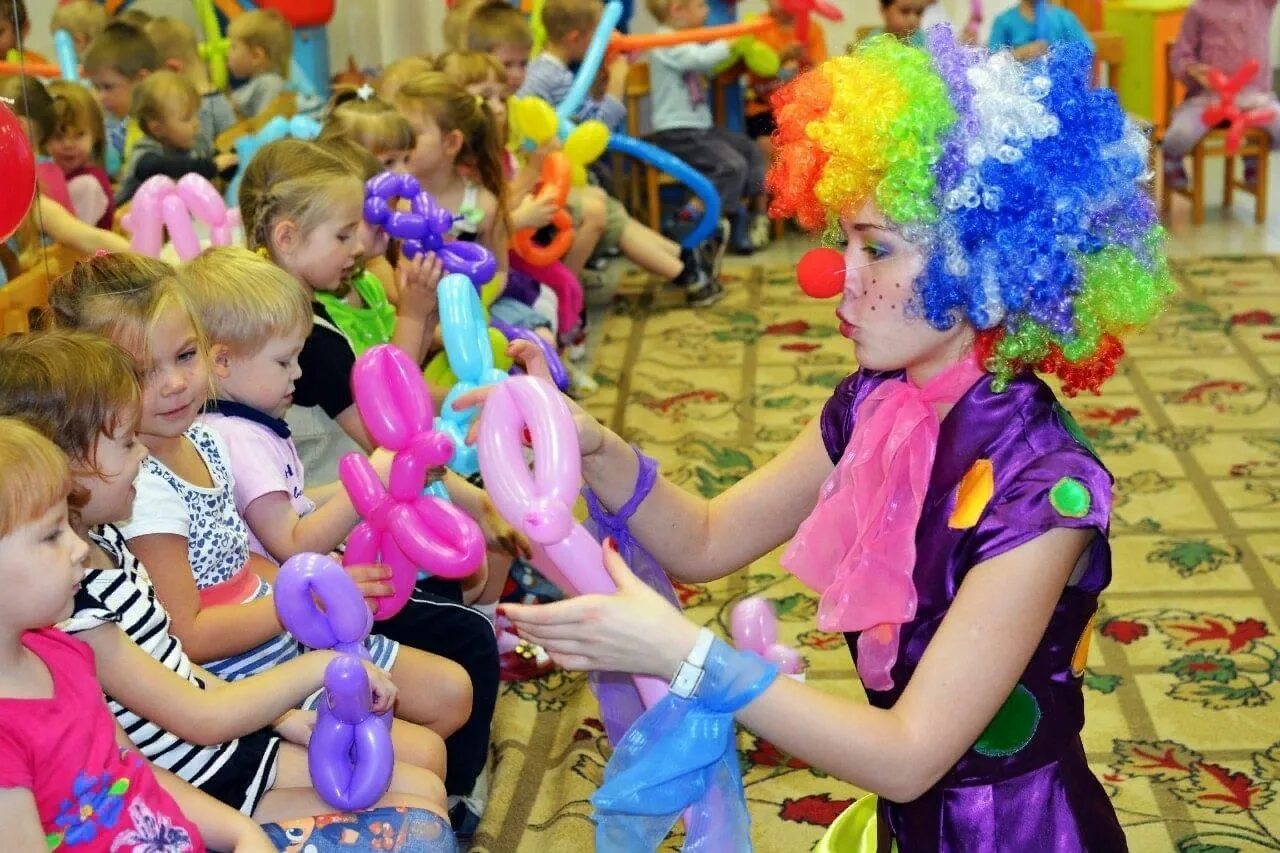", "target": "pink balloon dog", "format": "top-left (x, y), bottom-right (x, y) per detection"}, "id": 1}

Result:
top-left (120, 174), bottom-right (239, 260)
top-left (340, 344), bottom-right (486, 620)
top-left (476, 374), bottom-right (668, 707)
top-left (275, 553), bottom-right (393, 811)
top-left (730, 597), bottom-right (805, 676)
